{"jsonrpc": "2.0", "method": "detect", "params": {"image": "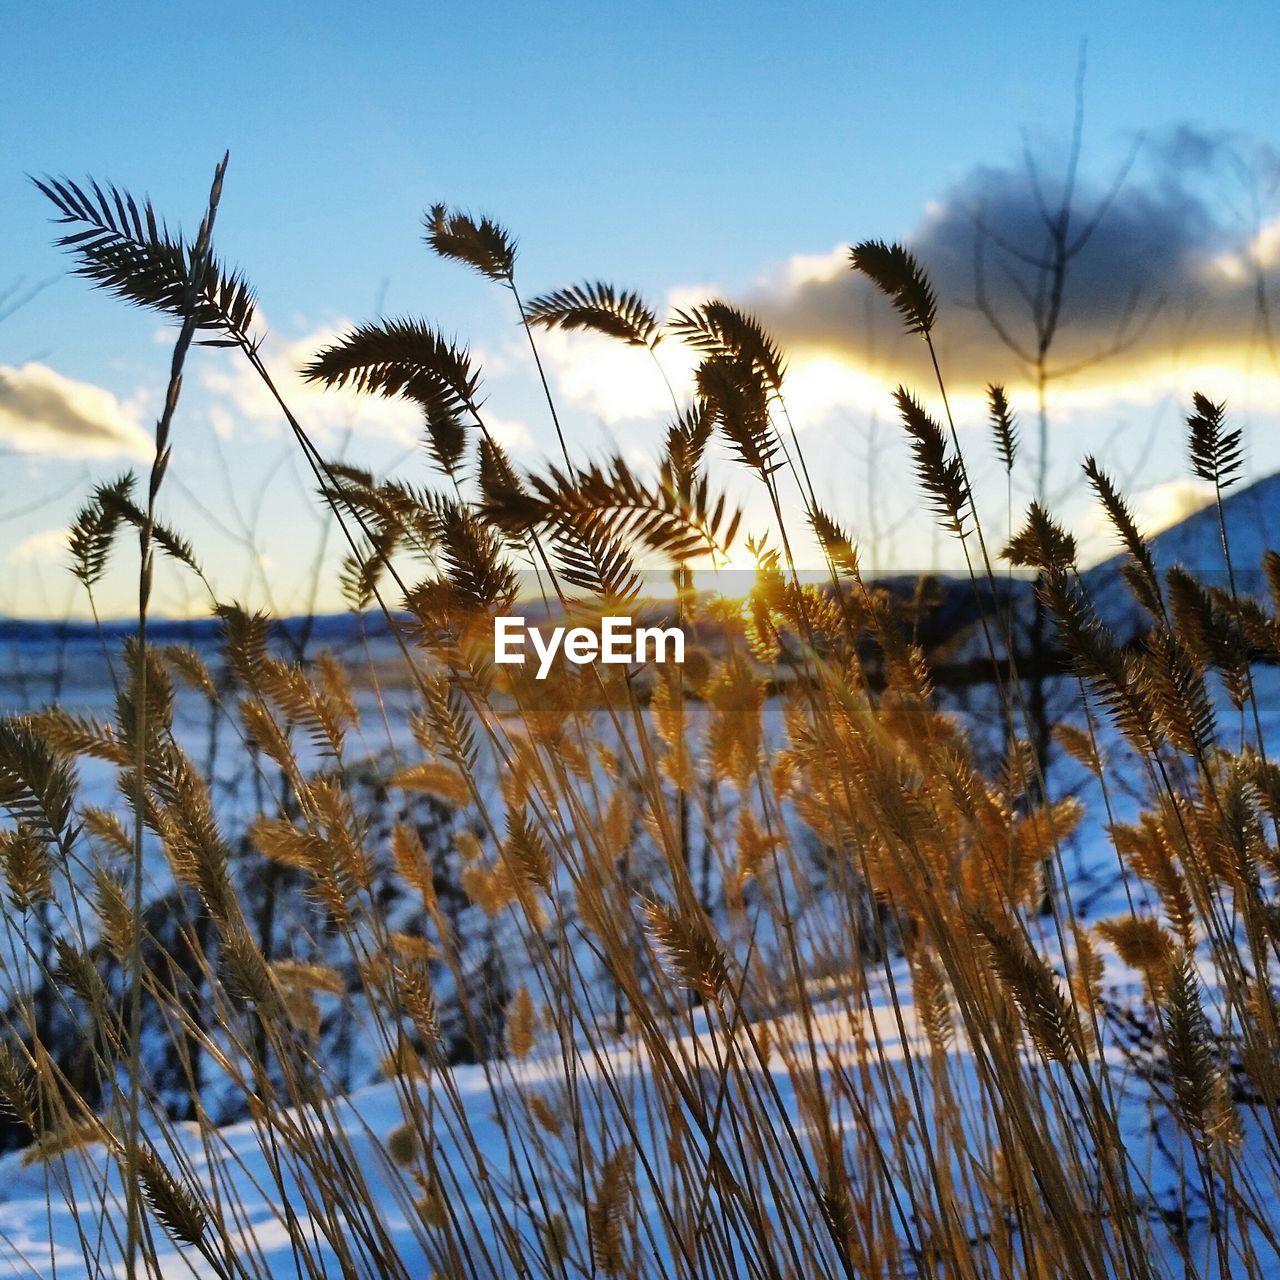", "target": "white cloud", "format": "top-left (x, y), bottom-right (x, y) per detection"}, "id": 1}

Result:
top-left (1080, 477), bottom-right (1216, 563)
top-left (199, 319), bottom-right (420, 446)
top-left (530, 328), bottom-right (687, 425)
top-left (1130, 478), bottom-right (1217, 534)
top-left (1213, 213), bottom-right (1280, 281)
top-left (758, 247), bottom-right (846, 293)
top-left (7, 527), bottom-right (68, 565)
top-left (0, 363), bottom-right (152, 458)
top-left (485, 413), bottom-right (534, 452)
top-left (472, 342), bottom-right (519, 379)
top-left (507, 279), bottom-right (719, 427)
